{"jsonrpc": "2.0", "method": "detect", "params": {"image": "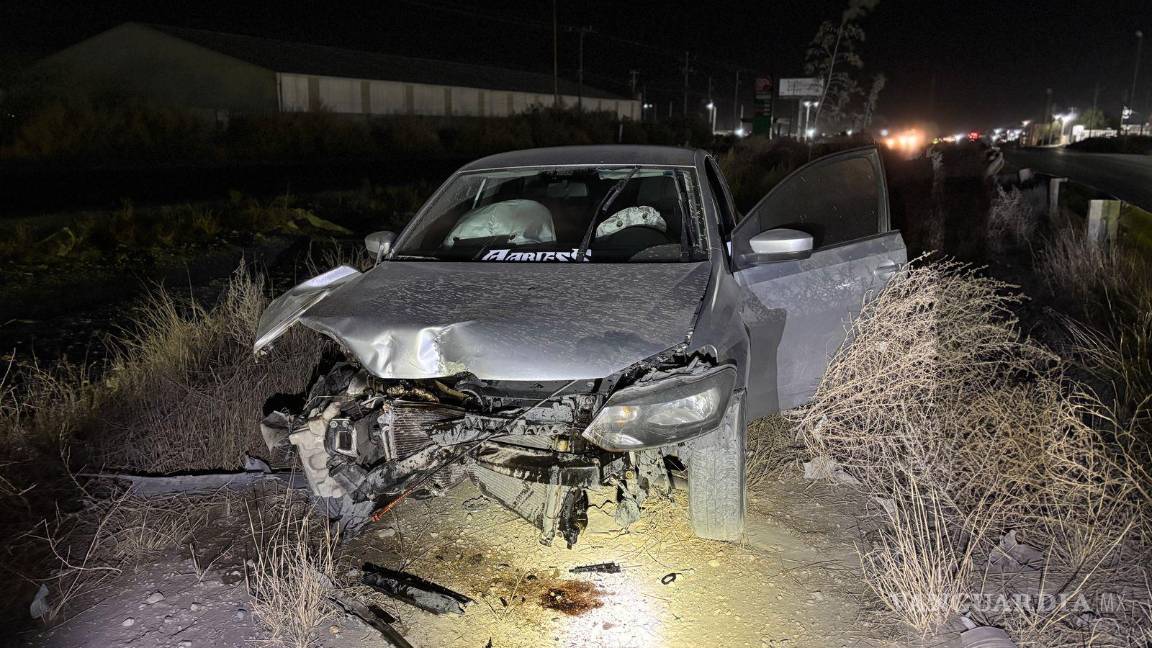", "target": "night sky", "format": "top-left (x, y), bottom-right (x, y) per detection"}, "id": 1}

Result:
top-left (2, 0), bottom-right (1150, 132)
